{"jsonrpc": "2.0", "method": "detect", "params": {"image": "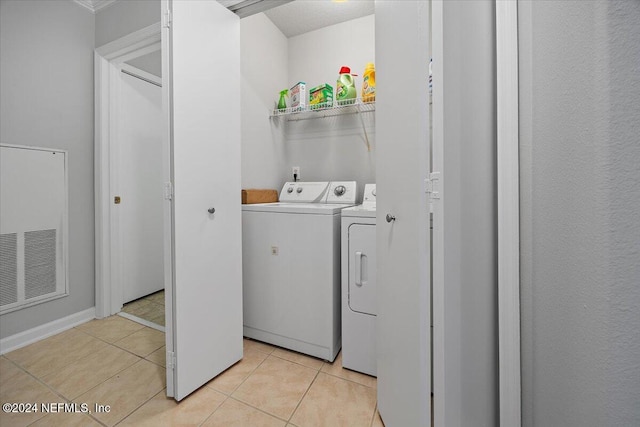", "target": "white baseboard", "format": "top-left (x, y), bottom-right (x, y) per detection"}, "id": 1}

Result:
top-left (0, 307), bottom-right (96, 355)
